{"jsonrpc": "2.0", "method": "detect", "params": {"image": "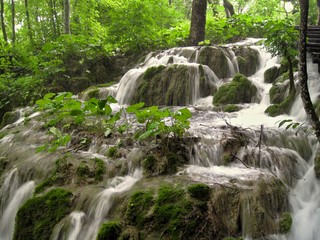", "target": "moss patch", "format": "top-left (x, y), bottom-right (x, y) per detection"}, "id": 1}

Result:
top-left (187, 183), bottom-right (211, 201)
top-left (213, 74), bottom-right (258, 105)
top-left (264, 66), bottom-right (280, 84)
top-left (279, 212), bottom-right (292, 233)
top-left (224, 104), bottom-right (241, 112)
top-left (265, 90), bottom-right (296, 117)
top-left (233, 47), bottom-right (260, 76)
top-left (96, 221), bottom-right (122, 240)
top-left (13, 188), bottom-right (72, 240)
